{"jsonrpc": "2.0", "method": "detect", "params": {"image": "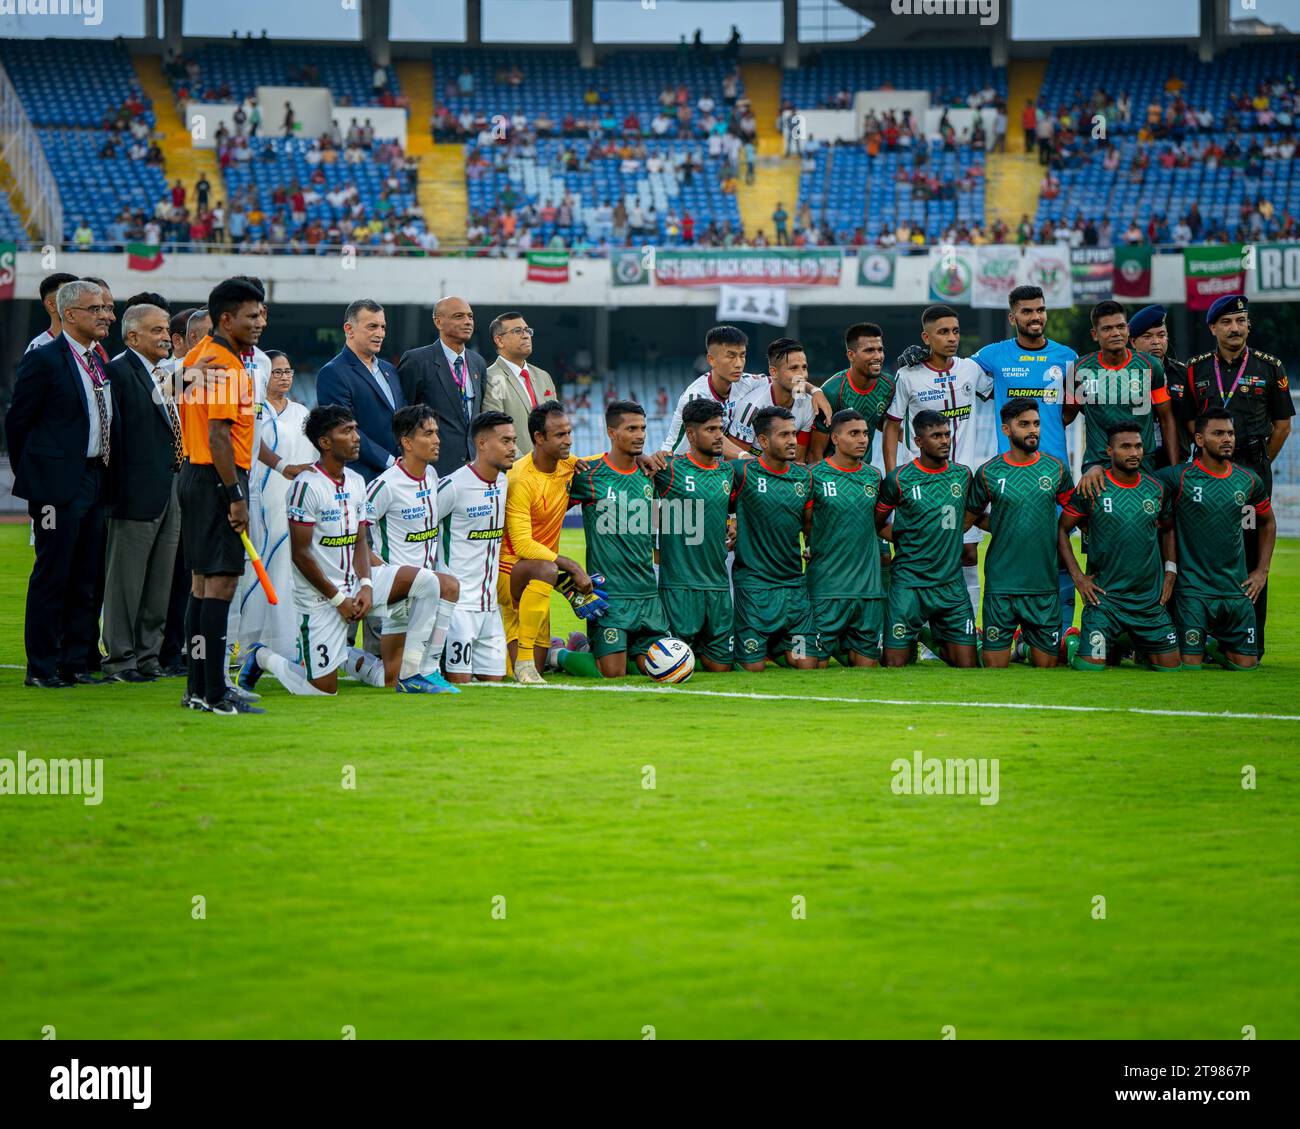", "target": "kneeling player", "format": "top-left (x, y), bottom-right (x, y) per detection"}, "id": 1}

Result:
top-left (1155, 408), bottom-right (1275, 669)
top-left (966, 400), bottom-right (1074, 667)
top-left (730, 406), bottom-right (817, 671)
top-left (875, 411), bottom-right (979, 668)
top-left (240, 406), bottom-right (460, 696)
top-left (807, 410), bottom-right (885, 666)
top-left (440, 411), bottom-right (518, 683)
top-left (652, 398), bottom-right (736, 672)
top-left (1058, 421), bottom-right (1180, 670)
top-left (566, 401), bottom-right (670, 677)
top-left (363, 404), bottom-right (462, 690)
